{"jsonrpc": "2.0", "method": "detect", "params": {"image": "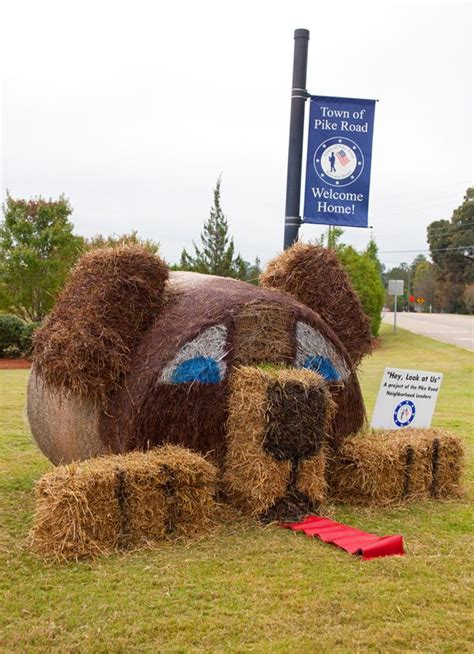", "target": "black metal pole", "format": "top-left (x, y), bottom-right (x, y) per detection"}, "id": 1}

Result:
top-left (283, 28), bottom-right (310, 250)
